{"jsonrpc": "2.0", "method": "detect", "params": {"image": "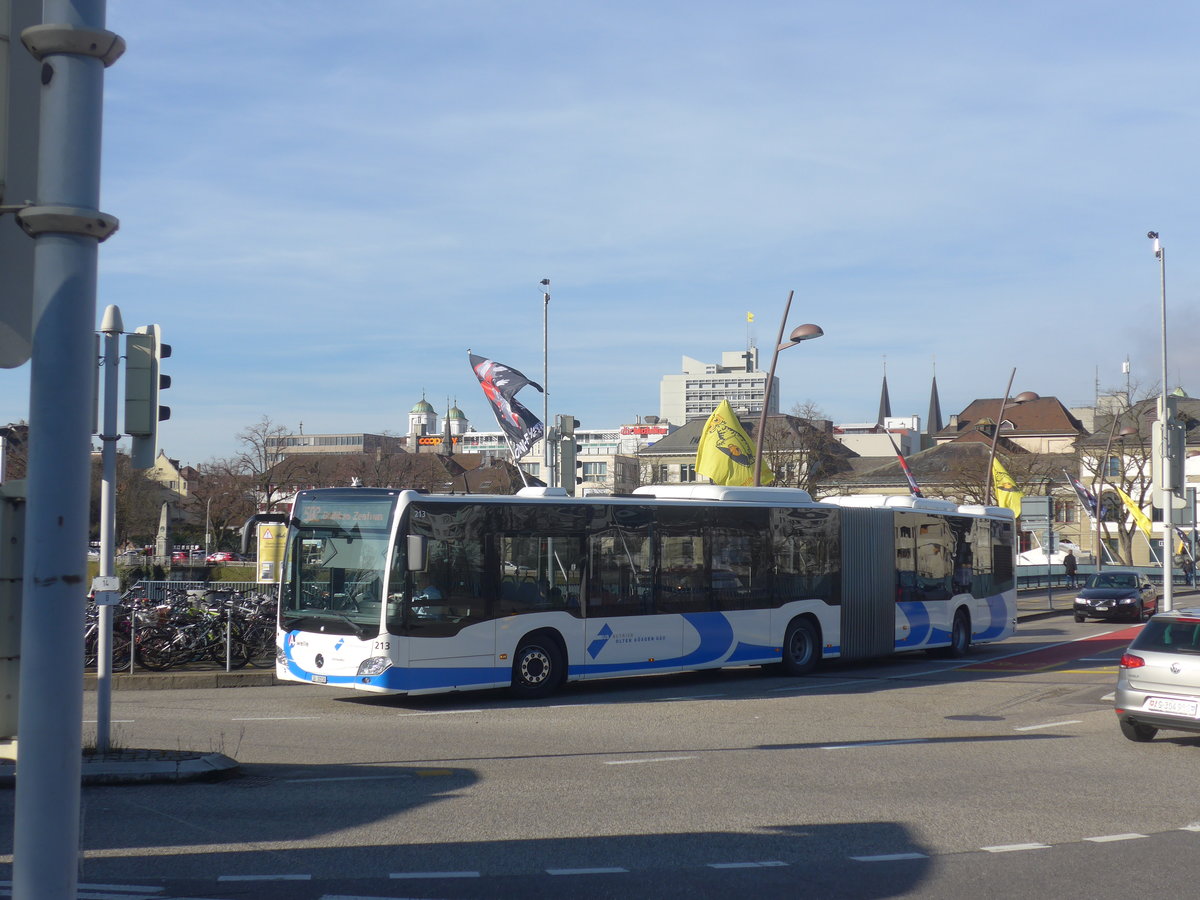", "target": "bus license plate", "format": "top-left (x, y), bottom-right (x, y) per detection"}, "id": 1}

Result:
top-left (311, 674), bottom-right (327, 684)
top-left (1144, 696), bottom-right (1197, 717)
